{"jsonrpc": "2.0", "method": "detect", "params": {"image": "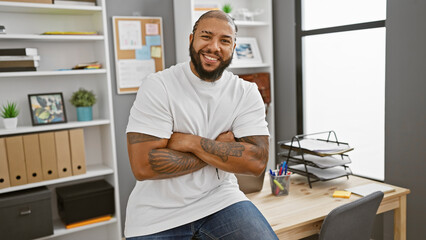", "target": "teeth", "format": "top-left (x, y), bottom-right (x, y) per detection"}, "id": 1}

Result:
top-left (205, 55), bottom-right (217, 61)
